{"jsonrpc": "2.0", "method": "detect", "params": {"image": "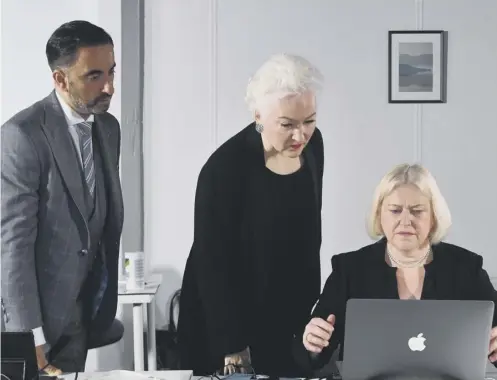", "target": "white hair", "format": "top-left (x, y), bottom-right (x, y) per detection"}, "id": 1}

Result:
top-left (366, 163), bottom-right (452, 244)
top-left (245, 53), bottom-right (324, 115)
